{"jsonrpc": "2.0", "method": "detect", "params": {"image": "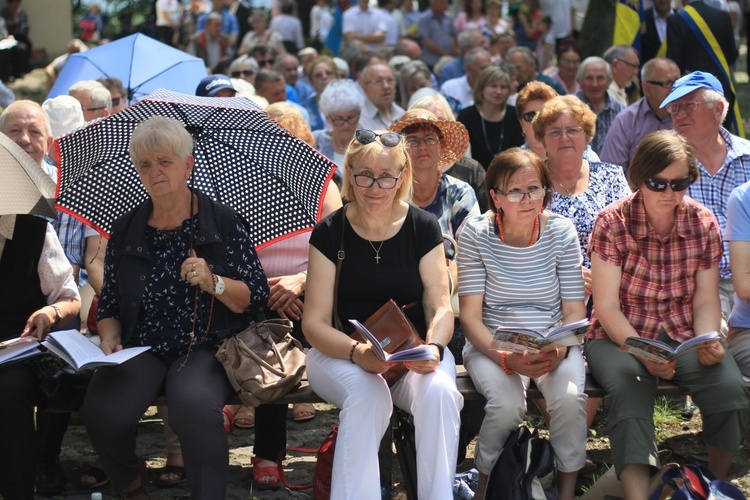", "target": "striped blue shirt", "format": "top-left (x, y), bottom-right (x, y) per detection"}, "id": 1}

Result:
top-left (457, 212), bottom-right (584, 340)
top-left (687, 127), bottom-right (750, 279)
